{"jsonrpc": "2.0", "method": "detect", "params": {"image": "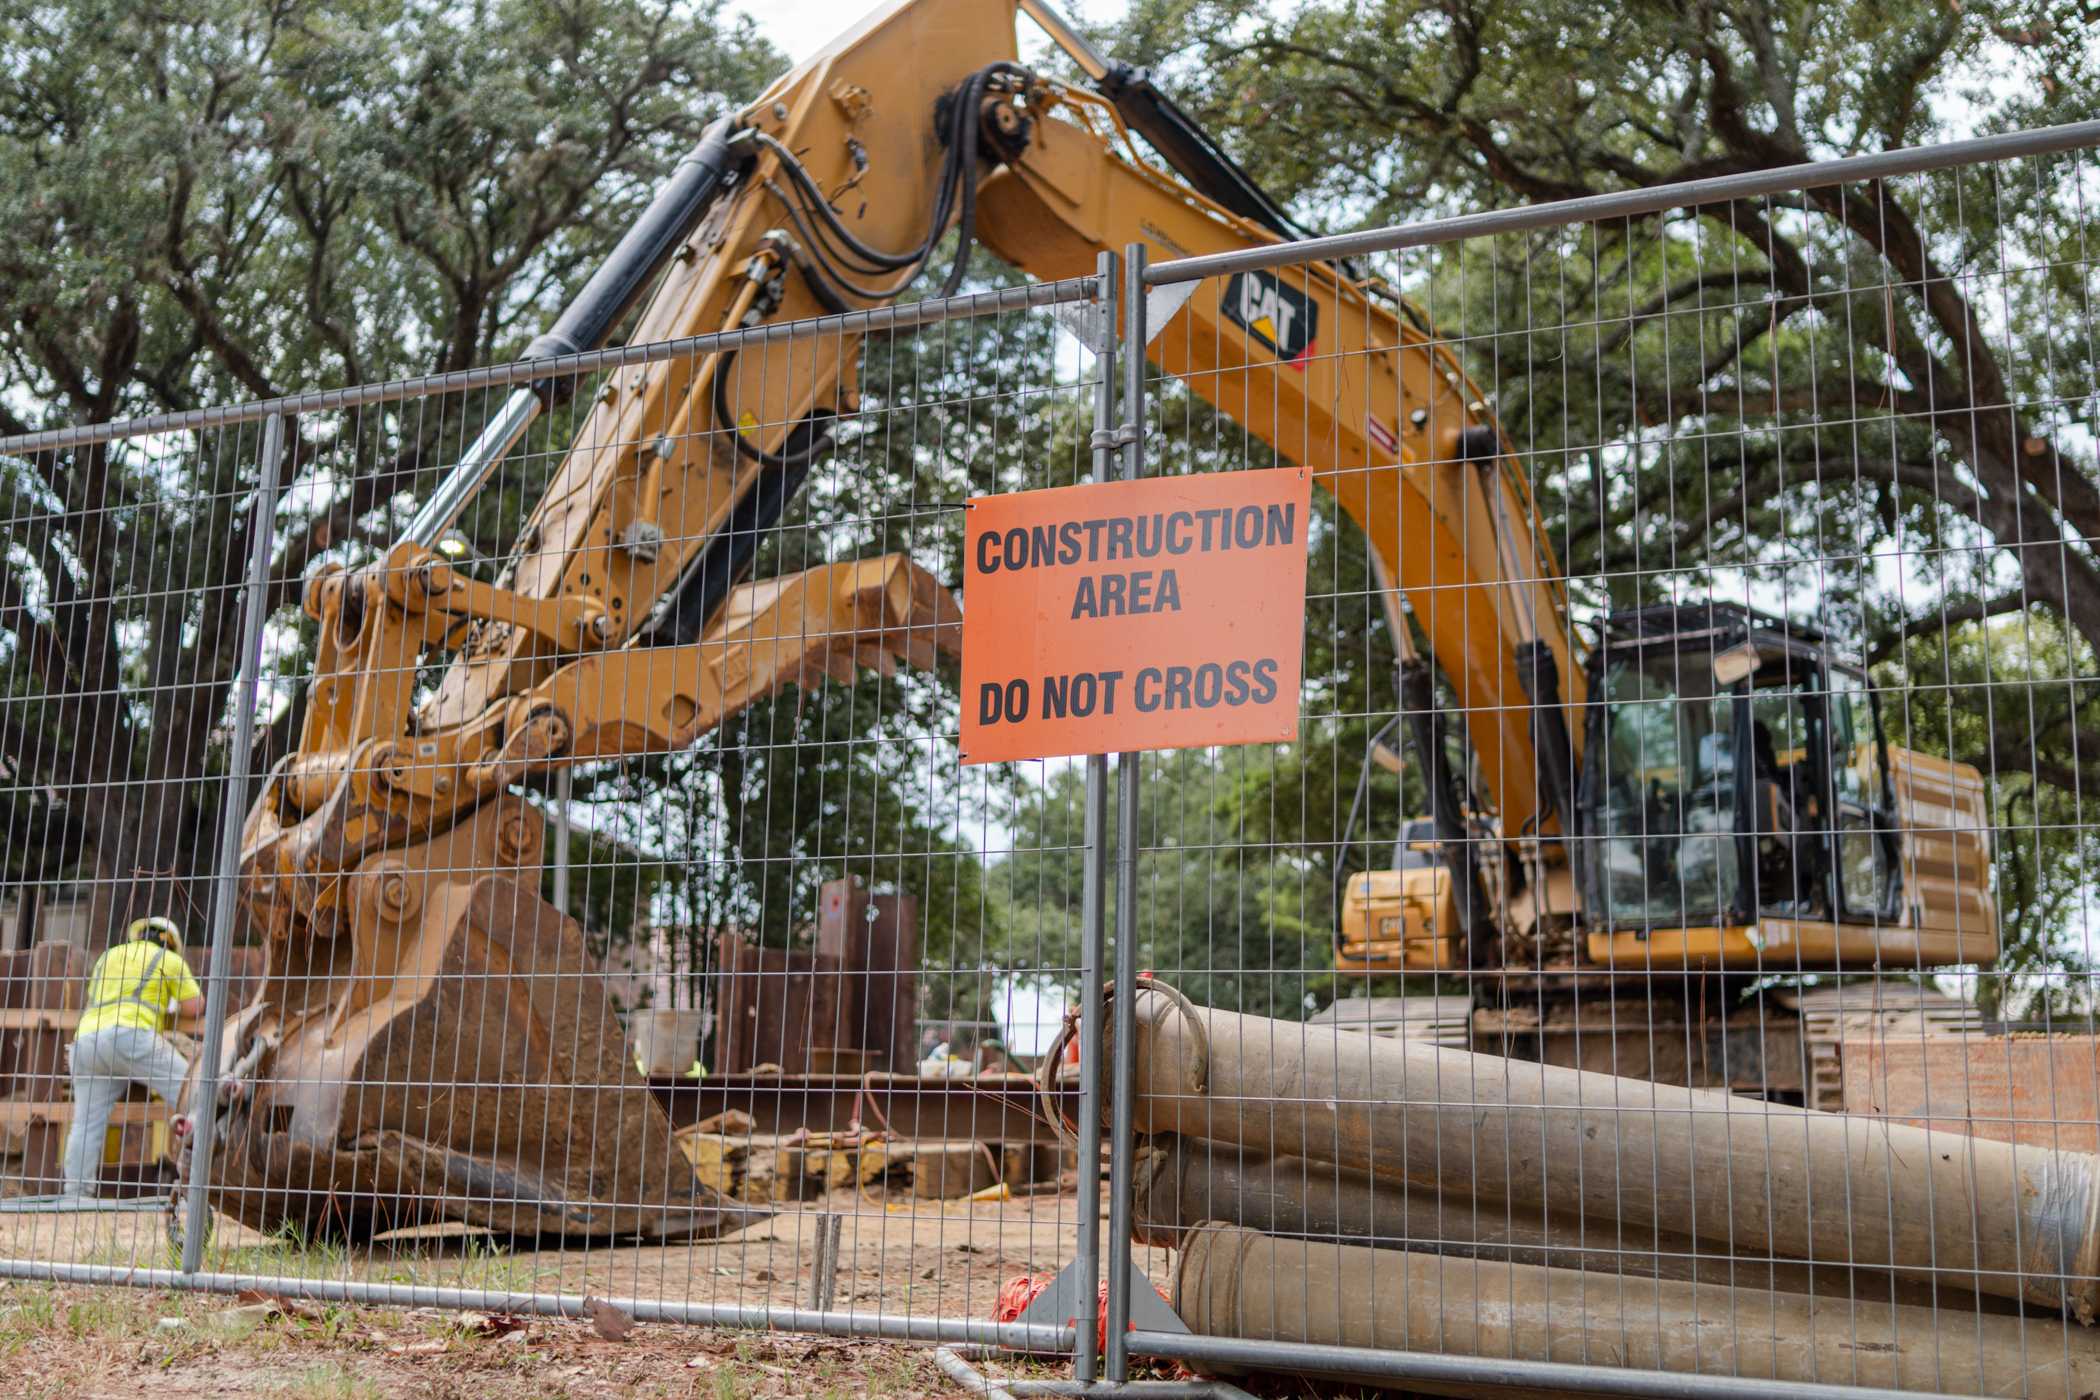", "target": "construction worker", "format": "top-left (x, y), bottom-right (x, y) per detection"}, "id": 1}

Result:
top-left (61, 916), bottom-right (203, 1198)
